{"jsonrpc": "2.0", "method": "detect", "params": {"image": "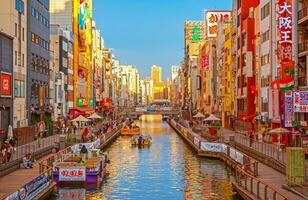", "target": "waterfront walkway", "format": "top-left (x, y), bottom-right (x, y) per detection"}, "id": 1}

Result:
top-left (170, 120), bottom-right (307, 200)
top-left (0, 127), bottom-right (121, 200)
